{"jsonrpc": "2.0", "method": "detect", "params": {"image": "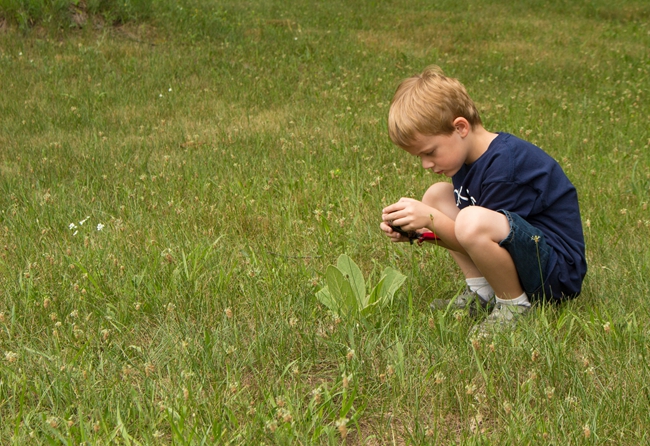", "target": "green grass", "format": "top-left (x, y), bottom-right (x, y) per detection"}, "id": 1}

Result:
top-left (0, 0), bottom-right (154, 29)
top-left (1, 0), bottom-right (650, 443)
